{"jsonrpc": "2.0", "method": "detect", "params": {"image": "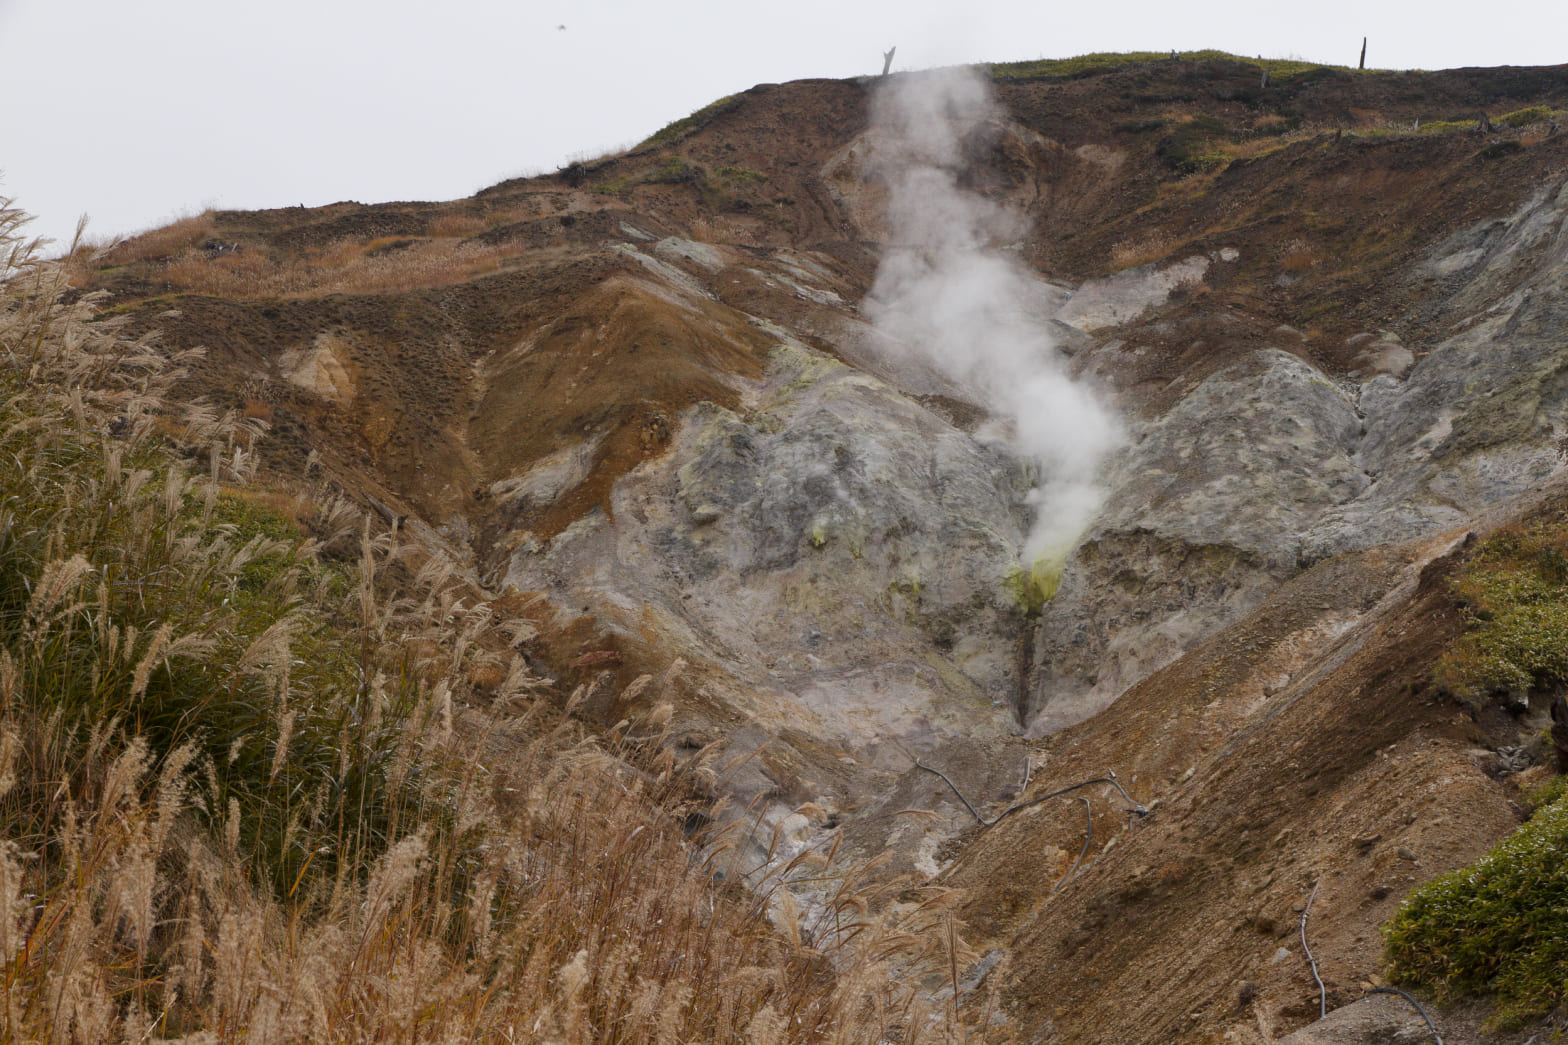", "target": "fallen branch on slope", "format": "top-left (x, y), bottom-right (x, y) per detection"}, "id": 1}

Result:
top-left (912, 759), bottom-right (1150, 828)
